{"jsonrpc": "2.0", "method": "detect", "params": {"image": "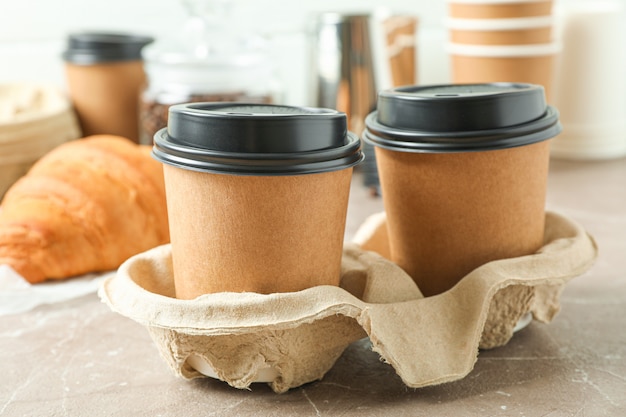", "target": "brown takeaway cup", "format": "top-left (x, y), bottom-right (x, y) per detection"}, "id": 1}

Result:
top-left (63, 33), bottom-right (153, 142)
top-left (449, 43), bottom-right (558, 102)
top-left (152, 103), bottom-right (363, 299)
top-left (363, 83), bottom-right (562, 297)
top-left (448, 0), bottom-right (554, 19)
top-left (447, 16), bottom-right (554, 45)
